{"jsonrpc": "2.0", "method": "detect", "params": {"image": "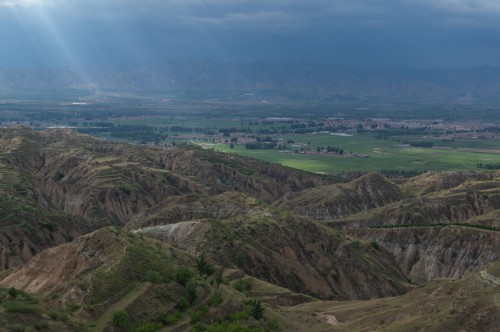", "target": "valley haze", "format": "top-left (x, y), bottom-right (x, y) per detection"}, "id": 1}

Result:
top-left (0, 0), bottom-right (499, 331)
